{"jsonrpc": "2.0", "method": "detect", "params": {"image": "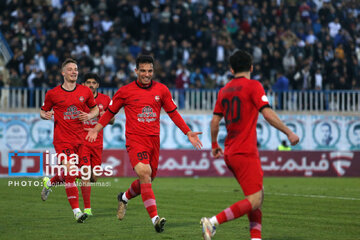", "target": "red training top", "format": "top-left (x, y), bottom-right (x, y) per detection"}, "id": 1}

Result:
top-left (100, 80), bottom-right (177, 137)
top-left (41, 84), bottom-right (96, 145)
top-left (214, 77), bottom-right (270, 155)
